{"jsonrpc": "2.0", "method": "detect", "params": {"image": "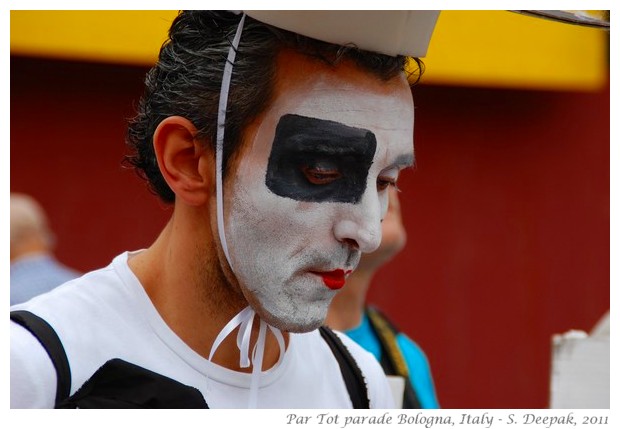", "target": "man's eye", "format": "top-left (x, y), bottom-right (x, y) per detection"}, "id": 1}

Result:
top-left (302, 165), bottom-right (342, 185)
top-left (377, 177), bottom-right (398, 191)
